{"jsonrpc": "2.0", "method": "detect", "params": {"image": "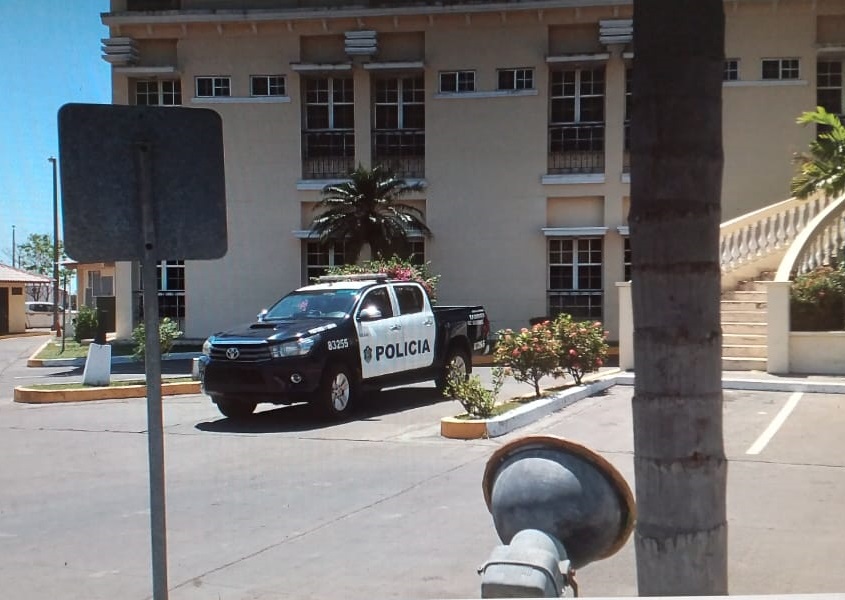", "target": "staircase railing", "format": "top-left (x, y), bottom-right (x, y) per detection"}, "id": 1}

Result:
top-left (774, 192), bottom-right (845, 280)
top-left (720, 191), bottom-right (833, 290)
